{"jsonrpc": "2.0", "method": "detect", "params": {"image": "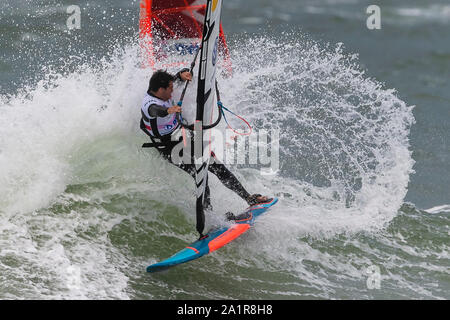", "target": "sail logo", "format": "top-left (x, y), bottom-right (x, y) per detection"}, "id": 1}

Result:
top-left (212, 36), bottom-right (219, 66)
top-left (175, 43), bottom-right (200, 55)
top-left (212, 0), bottom-right (219, 12)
